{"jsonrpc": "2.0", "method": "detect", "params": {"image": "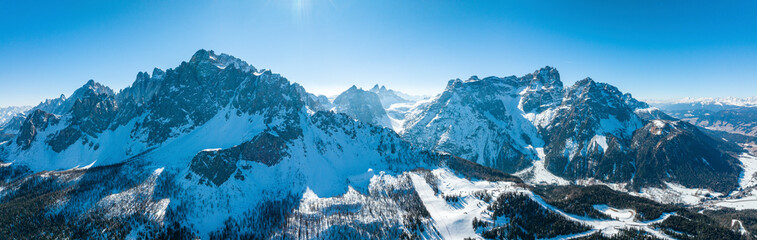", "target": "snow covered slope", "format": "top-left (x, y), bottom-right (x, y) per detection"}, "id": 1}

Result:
top-left (400, 67), bottom-right (561, 173)
top-left (0, 50), bottom-right (751, 239)
top-left (398, 67), bottom-right (744, 194)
